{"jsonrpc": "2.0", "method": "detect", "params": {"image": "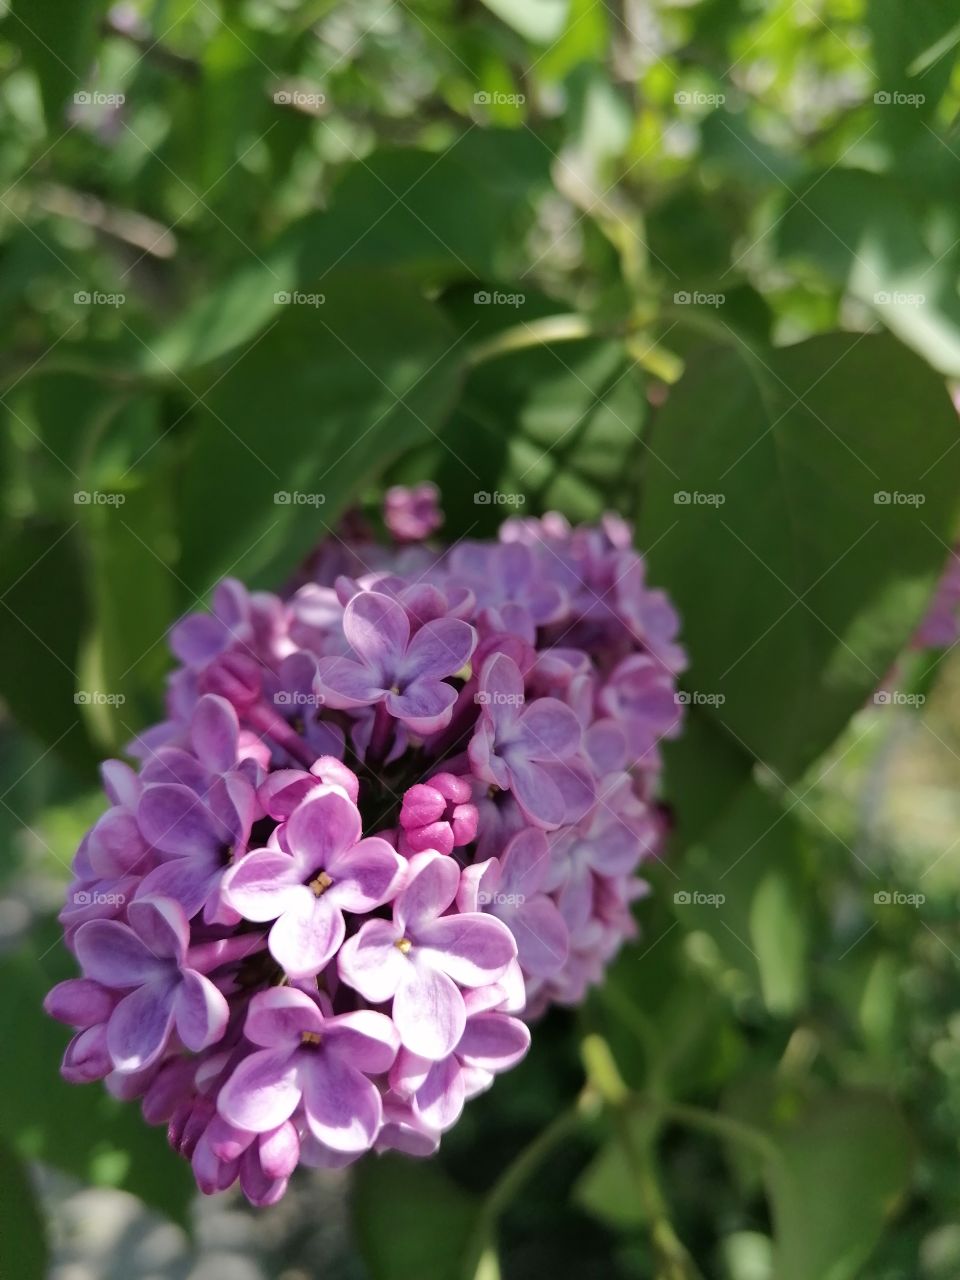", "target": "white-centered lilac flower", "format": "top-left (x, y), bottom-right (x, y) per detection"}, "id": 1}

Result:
top-left (221, 787), bottom-right (404, 978)
top-left (48, 490), bottom-right (685, 1204)
top-left (338, 851), bottom-right (516, 1060)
